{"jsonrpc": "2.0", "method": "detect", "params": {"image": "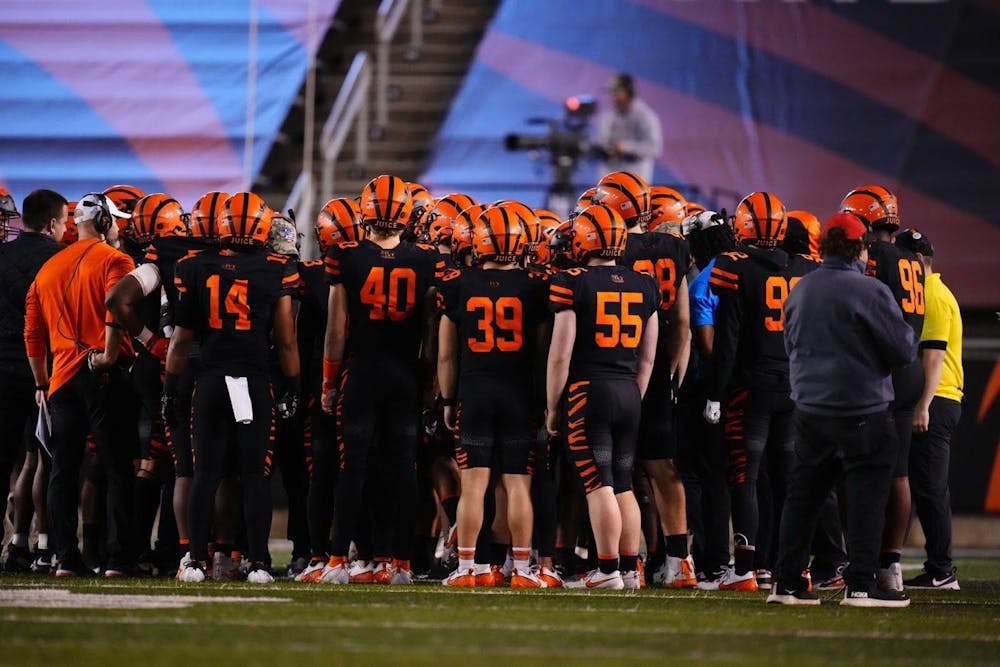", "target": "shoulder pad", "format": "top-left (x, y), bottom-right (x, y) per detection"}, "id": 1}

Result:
top-left (338, 241), bottom-right (360, 250)
top-left (441, 268), bottom-right (462, 282)
top-left (302, 259), bottom-right (324, 268)
top-left (564, 267), bottom-right (588, 277)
